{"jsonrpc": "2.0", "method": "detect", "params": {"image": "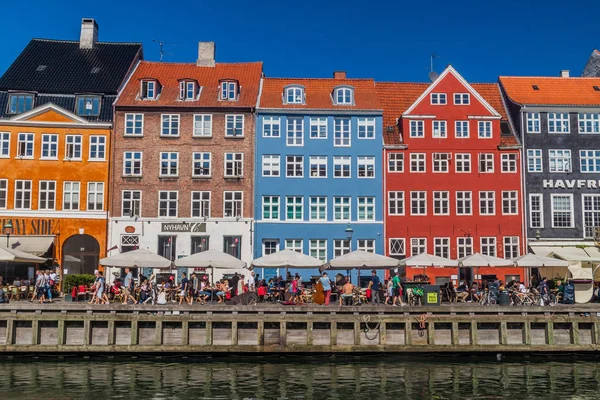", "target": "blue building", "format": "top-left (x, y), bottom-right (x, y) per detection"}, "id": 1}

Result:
top-left (255, 72), bottom-right (384, 282)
